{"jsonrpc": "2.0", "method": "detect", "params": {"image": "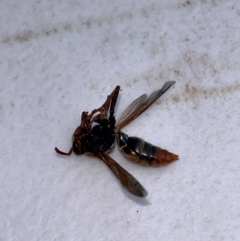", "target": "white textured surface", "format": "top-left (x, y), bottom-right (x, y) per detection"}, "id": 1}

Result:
top-left (1, 1), bottom-right (240, 240)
